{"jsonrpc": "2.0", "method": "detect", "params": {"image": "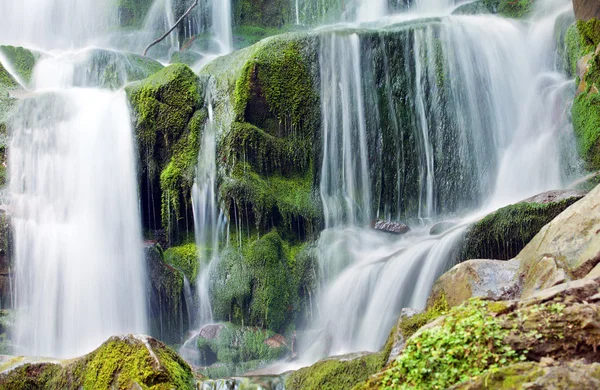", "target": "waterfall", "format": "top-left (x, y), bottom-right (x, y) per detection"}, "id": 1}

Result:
top-left (319, 33), bottom-right (371, 228)
top-left (191, 97), bottom-right (226, 327)
top-left (211, 0), bottom-right (233, 54)
top-left (0, 0), bottom-right (111, 49)
top-left (302, 0), bottom-right (580, 363)
top-left (356, 0), bottom-right (388, 22)
top-left (9, 86), bottom-right (147, 358)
